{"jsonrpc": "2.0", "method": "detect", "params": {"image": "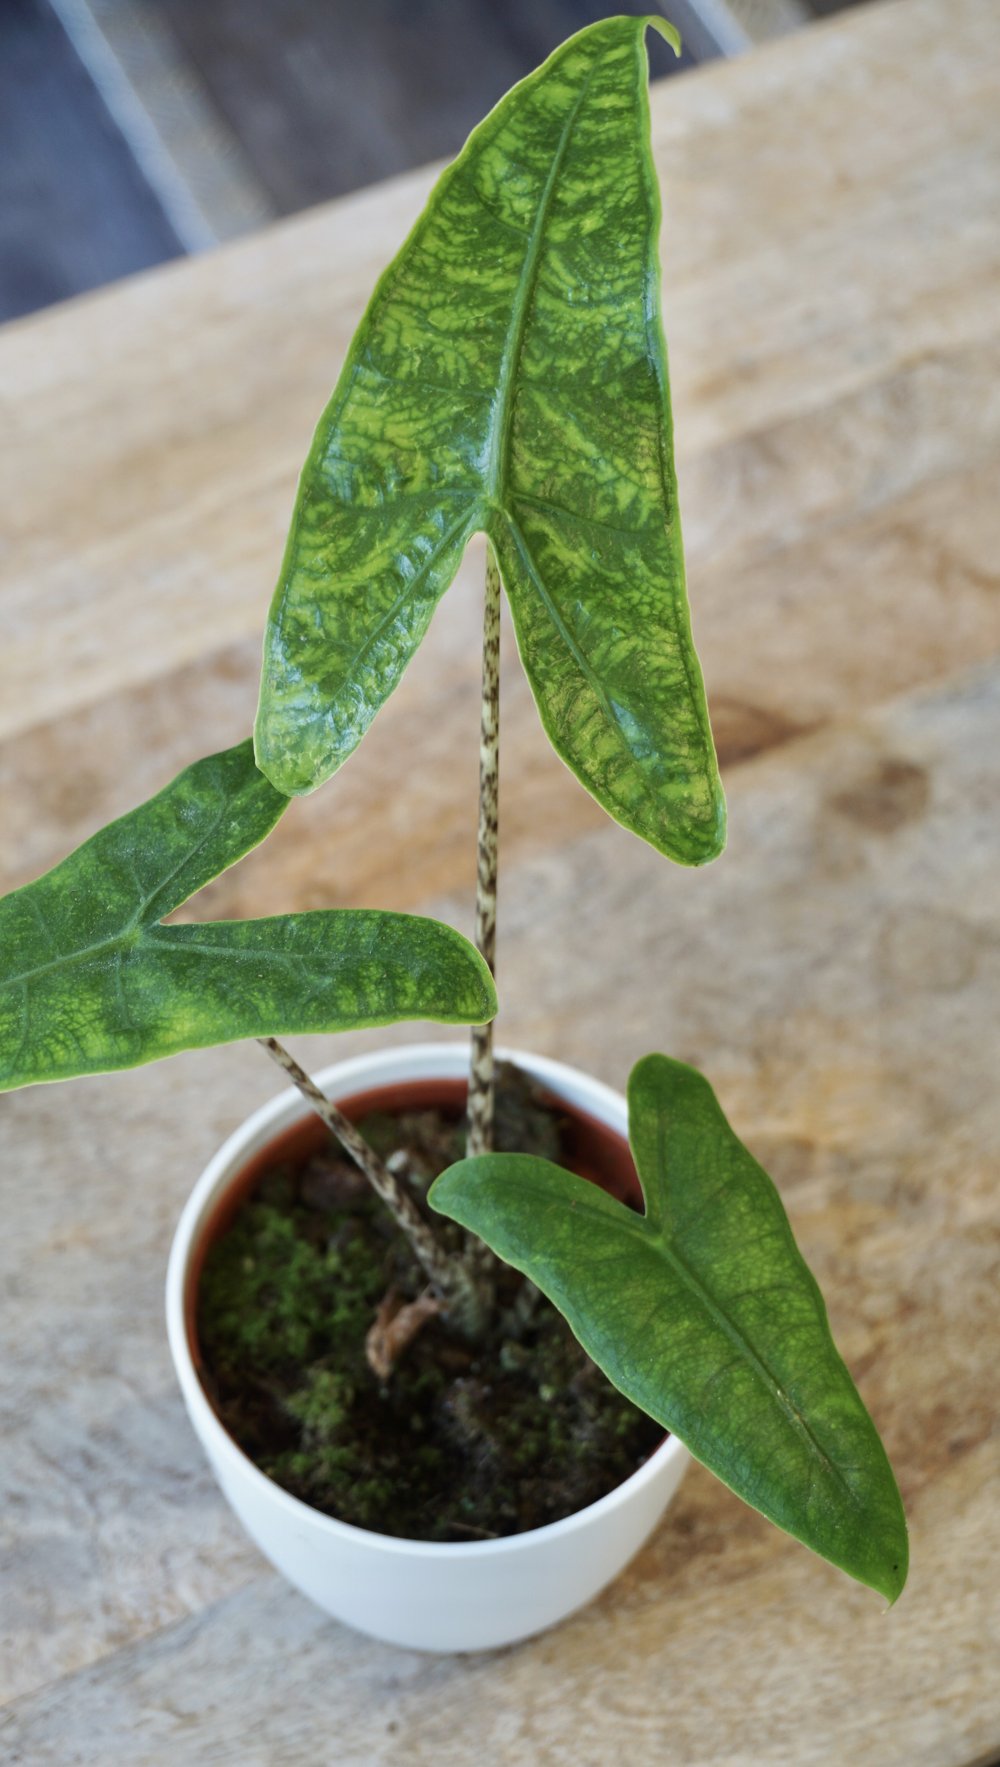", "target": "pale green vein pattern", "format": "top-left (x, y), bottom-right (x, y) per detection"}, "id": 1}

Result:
top-left (430, 1054), bottom-right (908, 1599)
top-left (0, 742), bottom-right (495, 1091)
top-left (256, 16), bottom-right (725, 865)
